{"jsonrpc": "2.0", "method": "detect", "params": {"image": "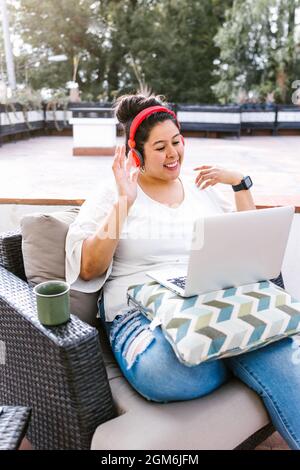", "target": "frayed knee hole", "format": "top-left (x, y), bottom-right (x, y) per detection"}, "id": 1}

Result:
top-left (124, 329), bottom-right (155, 370)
